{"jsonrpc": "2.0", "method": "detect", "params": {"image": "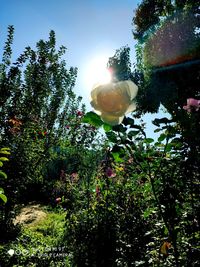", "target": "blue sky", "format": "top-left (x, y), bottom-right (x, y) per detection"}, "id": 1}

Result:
top-left (0, 0), bottom-right (140, 102)
top-left (0, 0), bottom-right (169, 138)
